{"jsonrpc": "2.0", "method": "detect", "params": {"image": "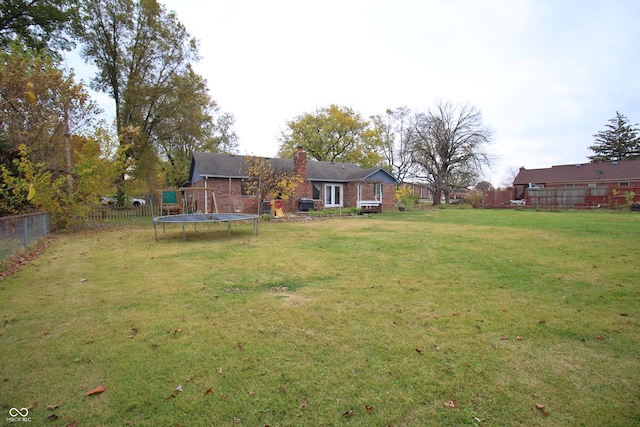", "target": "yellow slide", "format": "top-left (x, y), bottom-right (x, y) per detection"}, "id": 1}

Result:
top-left (274, 208), bottom-right (284, 217)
